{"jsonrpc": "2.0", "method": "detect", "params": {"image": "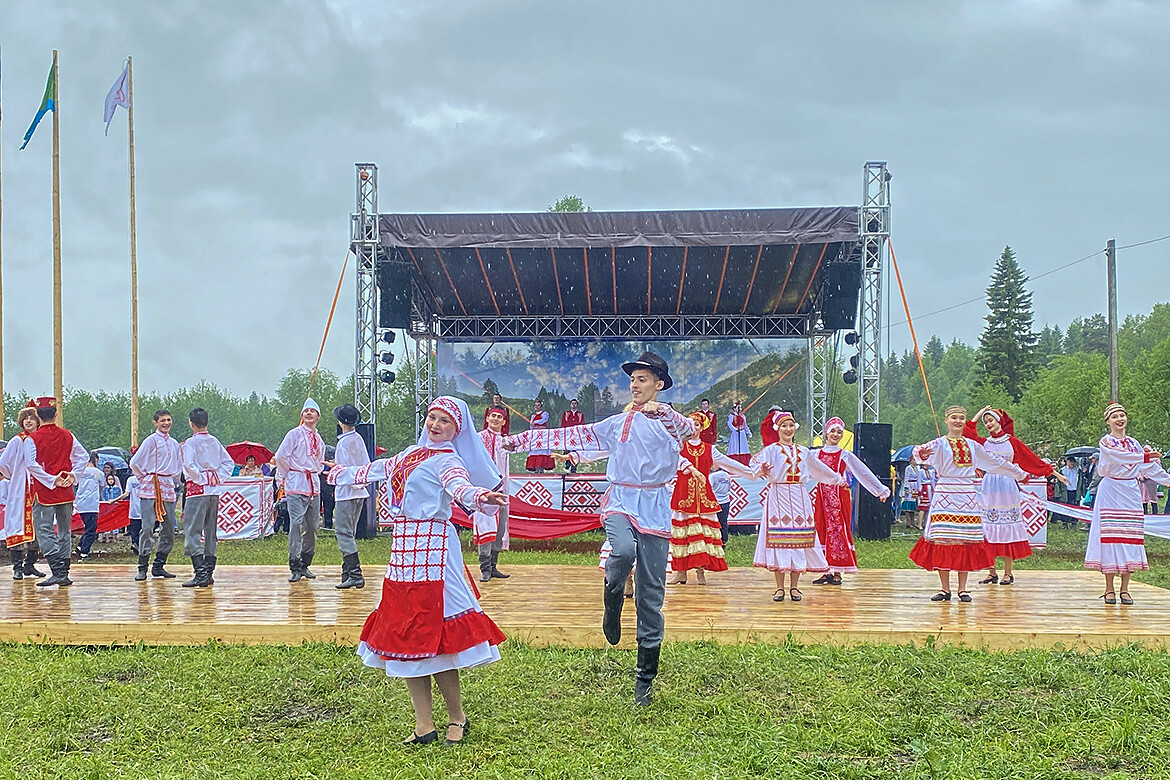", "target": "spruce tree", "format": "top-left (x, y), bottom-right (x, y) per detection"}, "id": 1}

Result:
top-left (976, 246), bottom-right (1039, 400)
